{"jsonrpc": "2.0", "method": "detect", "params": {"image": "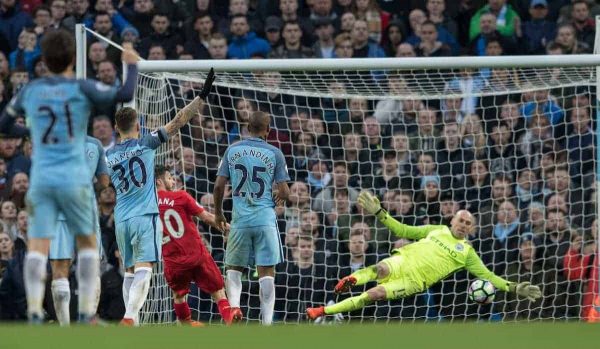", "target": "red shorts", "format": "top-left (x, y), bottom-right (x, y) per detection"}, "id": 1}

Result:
top-left (163, 251), bottom-right (225, 297)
